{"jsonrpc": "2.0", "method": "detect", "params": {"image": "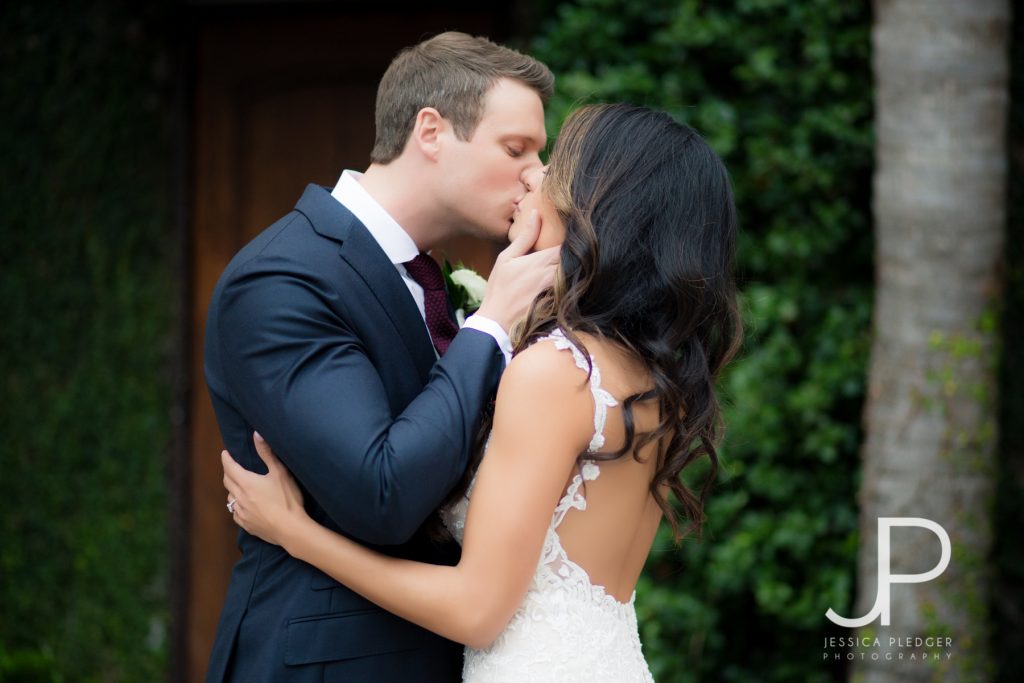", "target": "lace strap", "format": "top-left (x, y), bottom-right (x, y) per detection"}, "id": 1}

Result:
top-left (536, 328), bottom-right (620, 453)
top-left (535, 328), bottom-right (620, 529)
